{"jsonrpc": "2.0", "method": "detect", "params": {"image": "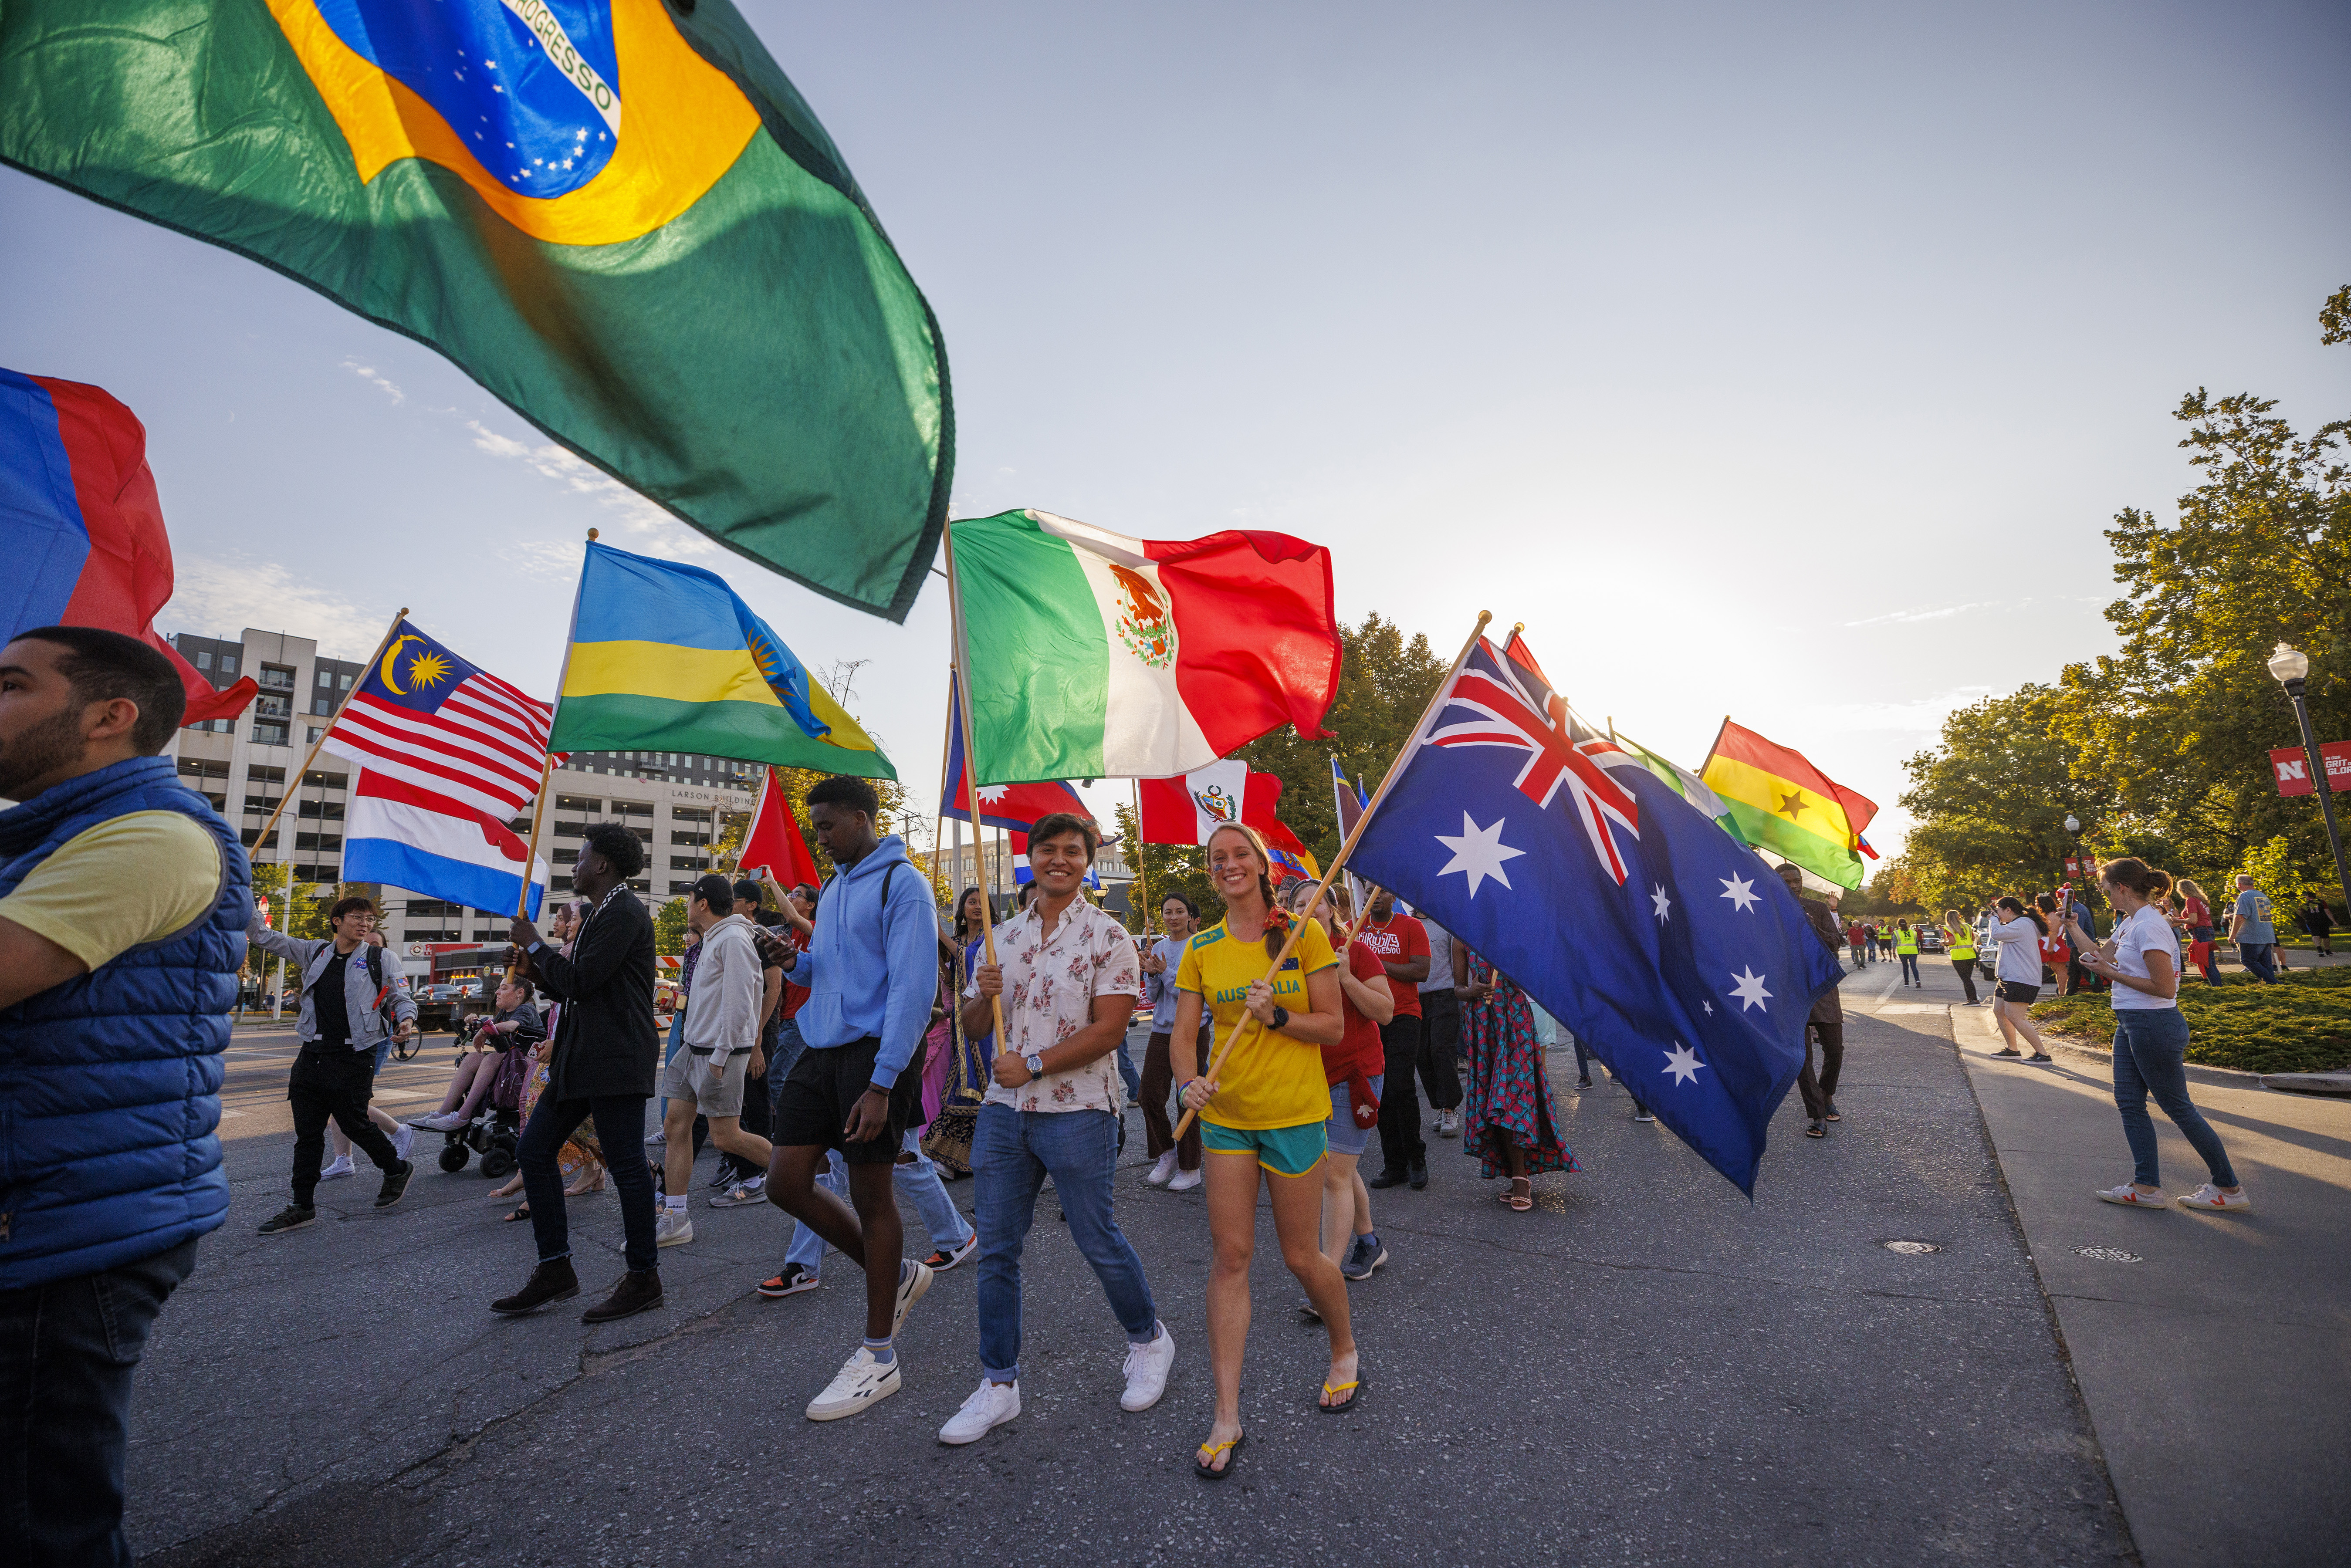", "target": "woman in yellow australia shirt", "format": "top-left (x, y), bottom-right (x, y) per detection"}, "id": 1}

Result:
top-left (1174, 822), bottom-right (1356, 1480)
